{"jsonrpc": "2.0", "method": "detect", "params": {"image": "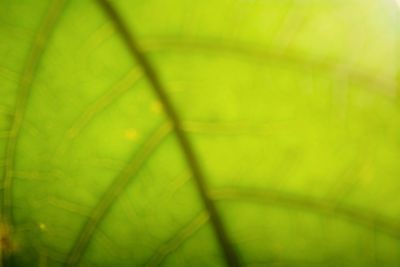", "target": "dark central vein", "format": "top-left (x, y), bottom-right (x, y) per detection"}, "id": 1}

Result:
top-left (96, 0), bottom-right (240, 266)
